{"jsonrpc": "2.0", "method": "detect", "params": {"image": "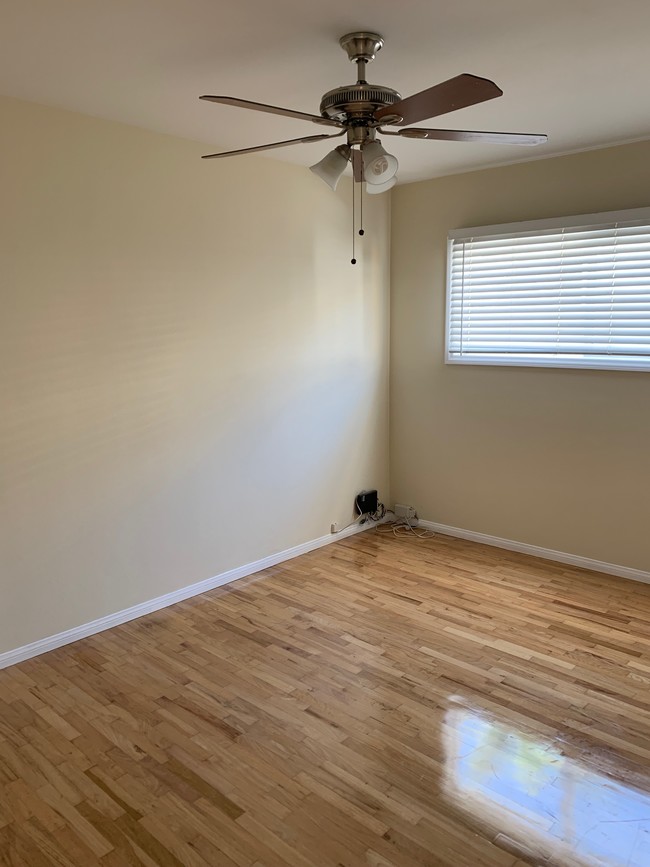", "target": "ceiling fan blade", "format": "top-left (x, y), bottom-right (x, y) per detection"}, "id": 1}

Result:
top-left (388, 127), bottom-right (547, 146)
top-left (375, 74), bottom-right (503, 126)
top-left (202, 133), bottom-right (341, 160)
top-left (200, 95), bottom-right (343, 128)
top-left (351, 149), bottom-right (364, 182)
